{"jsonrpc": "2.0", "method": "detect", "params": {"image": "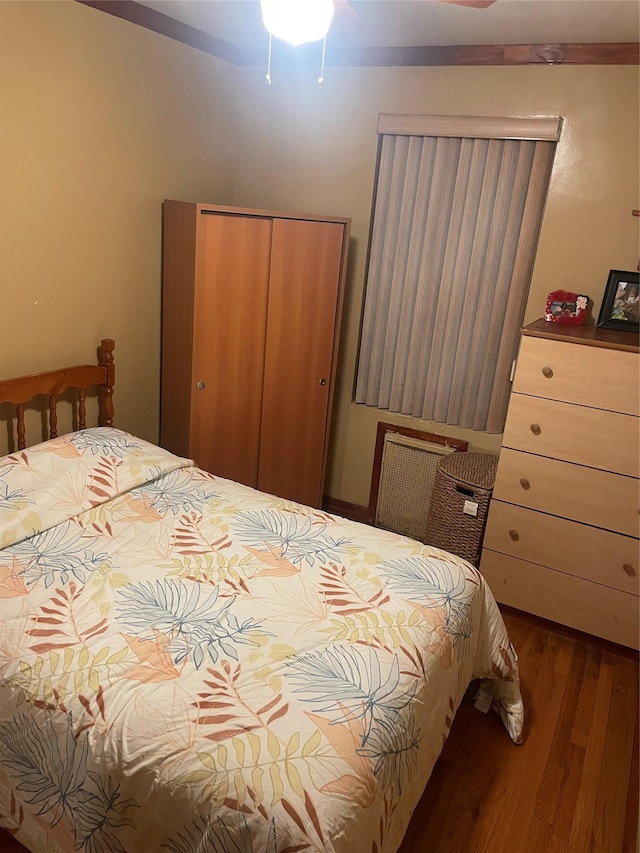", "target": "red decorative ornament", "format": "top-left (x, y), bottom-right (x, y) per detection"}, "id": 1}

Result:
top-left (545, 290), bottom-right (588, 324)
